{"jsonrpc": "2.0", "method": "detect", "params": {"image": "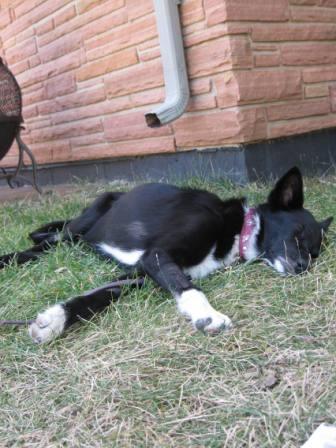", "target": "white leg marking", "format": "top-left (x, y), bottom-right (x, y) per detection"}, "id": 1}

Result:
top-left (98, 243), bottom-right (144, 266)
top-left (176, 289), bottom-right (232, 334)
top-left (29, 304), bottom-right (66, 344)
top-left (273, 258), bottom-right (286, 274)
